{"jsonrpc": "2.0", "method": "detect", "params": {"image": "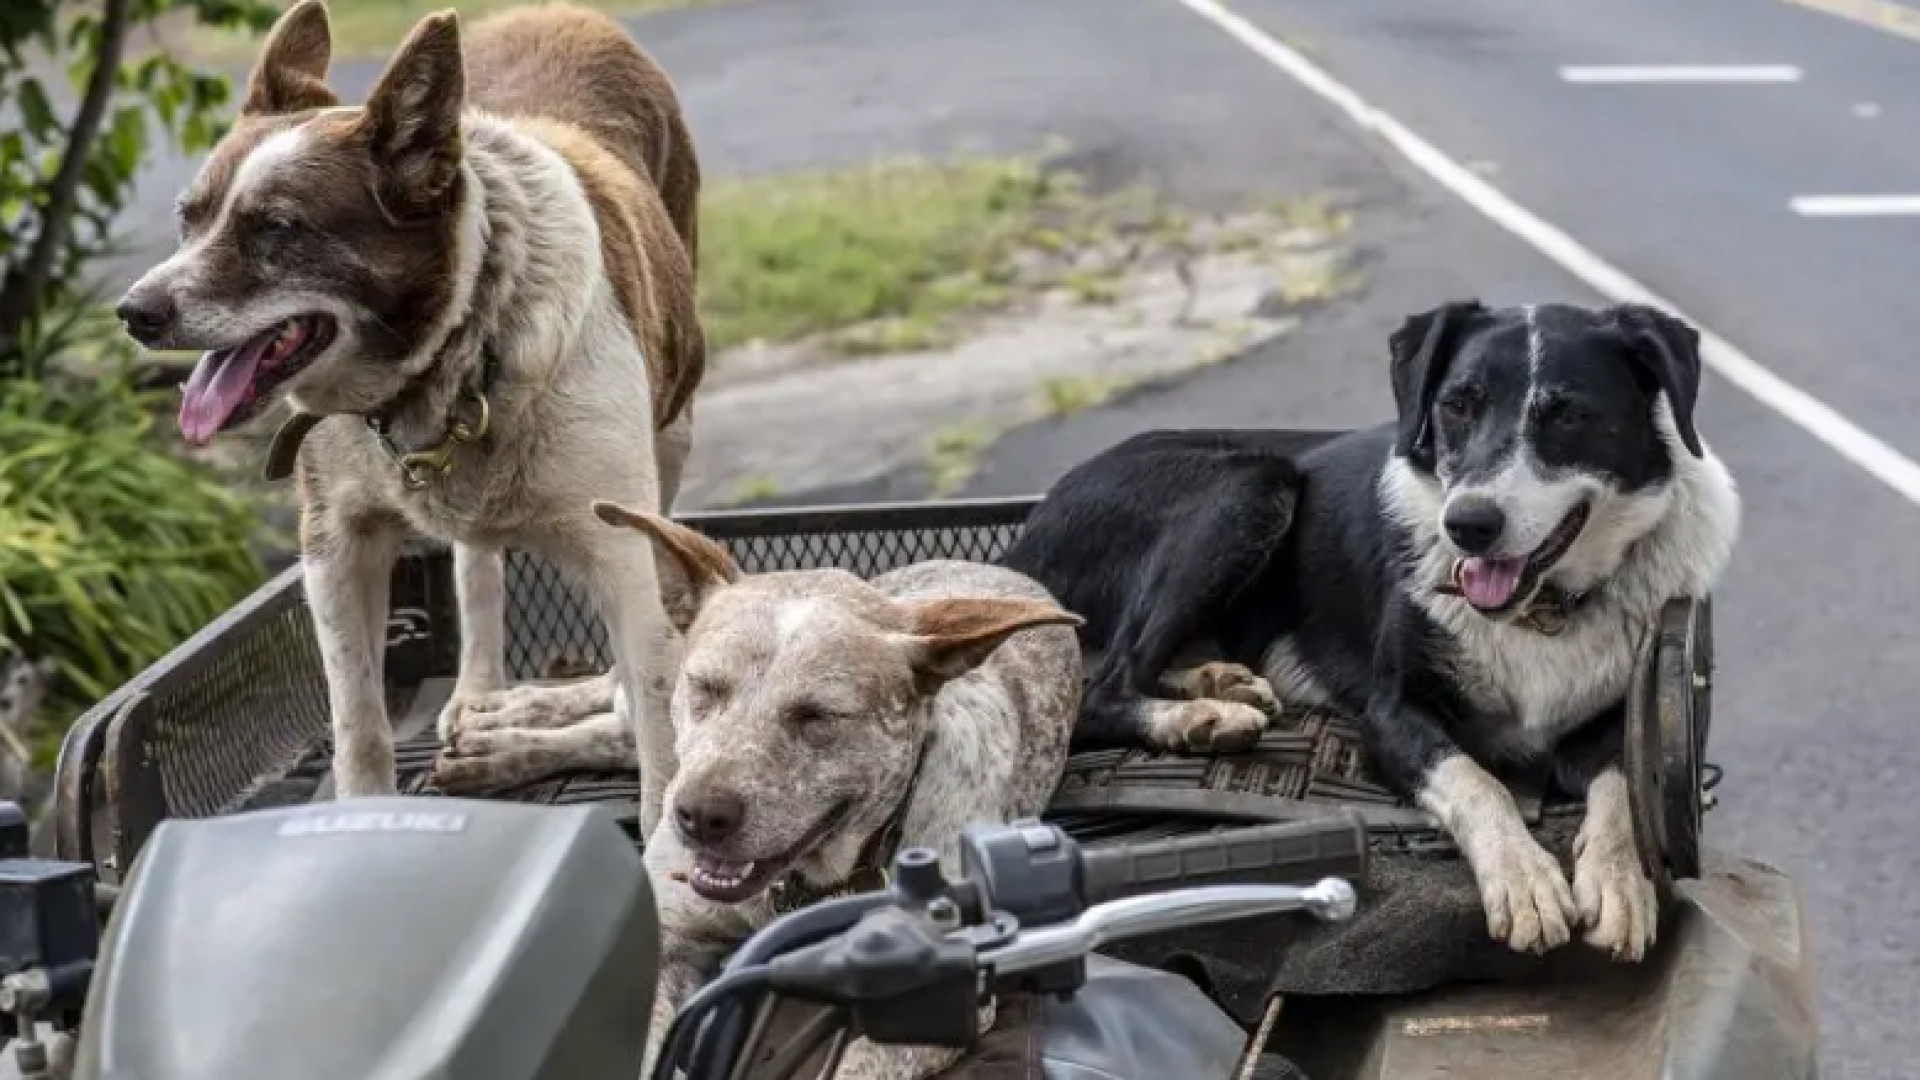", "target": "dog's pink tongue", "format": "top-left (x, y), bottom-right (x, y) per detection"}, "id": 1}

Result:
top-left (1459, 557), bottom-right (1525, 609)
top-left (178, 339), bottom-right (268, 446)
